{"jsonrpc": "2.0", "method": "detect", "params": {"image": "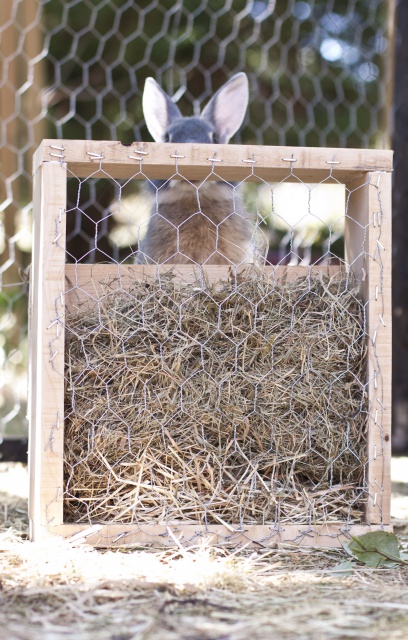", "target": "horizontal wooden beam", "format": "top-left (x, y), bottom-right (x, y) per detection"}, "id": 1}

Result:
top-left (64, 264), bottom-right (343, 308)
top-left (34, 140), bottom-right (393, 183)
top-left (49, 522), bottom-right (392, 548)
